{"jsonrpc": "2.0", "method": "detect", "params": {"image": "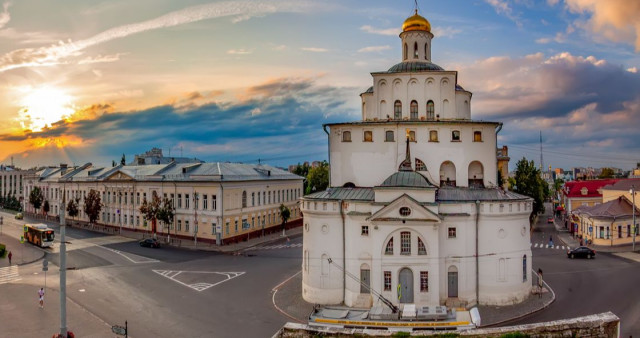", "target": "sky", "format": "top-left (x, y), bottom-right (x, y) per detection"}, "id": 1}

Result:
top-left (0, 0), bottom-right (639, 172)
